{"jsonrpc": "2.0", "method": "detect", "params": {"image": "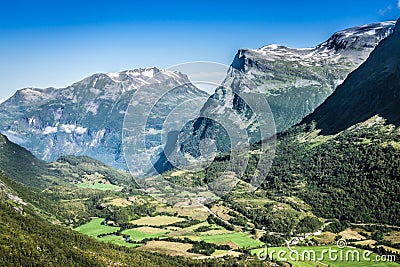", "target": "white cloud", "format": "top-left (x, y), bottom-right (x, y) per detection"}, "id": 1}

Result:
top-left (379, 5), bottom-right (392, 16)
top-left (398, 0), bottom-right (400, 9)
